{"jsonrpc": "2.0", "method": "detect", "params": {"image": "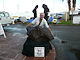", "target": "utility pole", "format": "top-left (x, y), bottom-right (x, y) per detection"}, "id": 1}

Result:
top-left (66, 12), bottom-right (67, 21)
top-left (71, 8), bottom-right (74, 24)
